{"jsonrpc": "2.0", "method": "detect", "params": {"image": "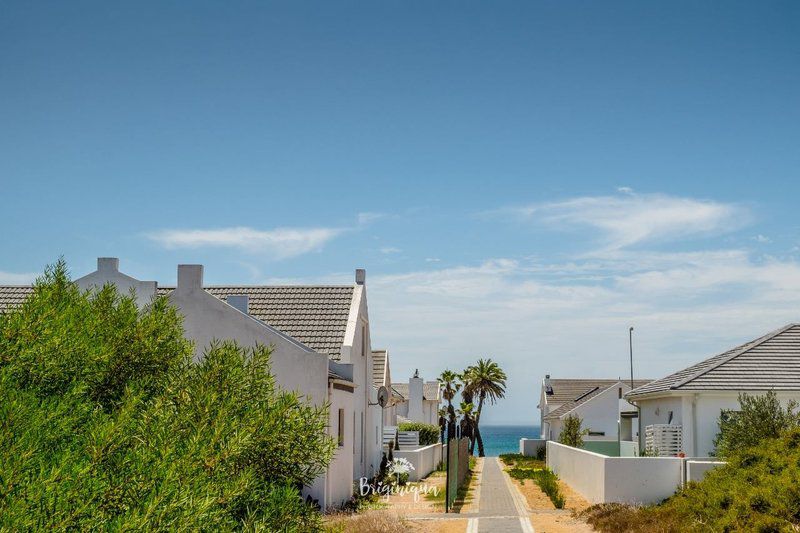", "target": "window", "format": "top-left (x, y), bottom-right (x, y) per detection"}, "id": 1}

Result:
top-left (338, 409), bottom-right (345, 447)
top-left (361, 325), bottom-right (367, 357)
top-left (618, 387), bottom-right (622, 399)
top-left (588, 431), bottom-right (605, 436)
